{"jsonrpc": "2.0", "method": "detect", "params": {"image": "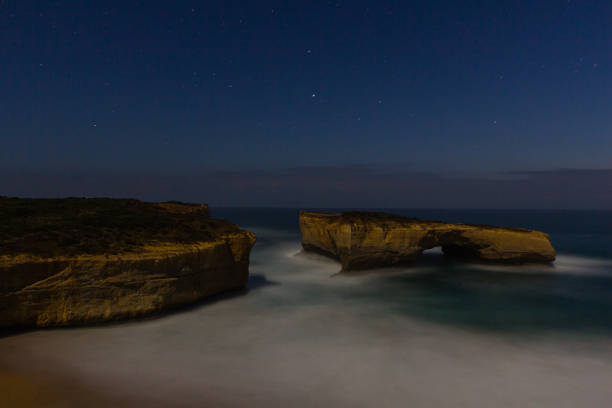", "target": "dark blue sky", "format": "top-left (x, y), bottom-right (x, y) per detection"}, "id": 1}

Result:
top-left (1, 1), bottom-right (611, 207)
